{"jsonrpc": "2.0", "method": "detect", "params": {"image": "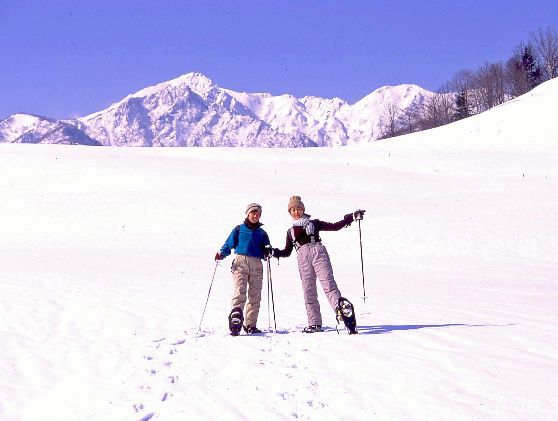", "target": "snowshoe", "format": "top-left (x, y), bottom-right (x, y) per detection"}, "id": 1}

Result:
top-left (336, 297), bottom-right (358, 334)
top-left (243, 325), bottom-right (262, 334)
top-left (228, 307), bottom-right (243, 336)
top-left (302, 325), bottom-right (322, 333)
